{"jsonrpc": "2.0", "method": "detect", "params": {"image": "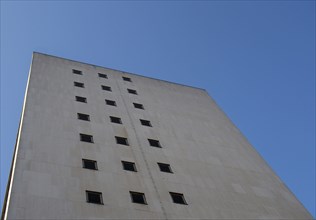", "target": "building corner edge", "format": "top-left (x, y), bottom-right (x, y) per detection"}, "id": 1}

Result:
top-left (1, 52), bottom-right (35, 220)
